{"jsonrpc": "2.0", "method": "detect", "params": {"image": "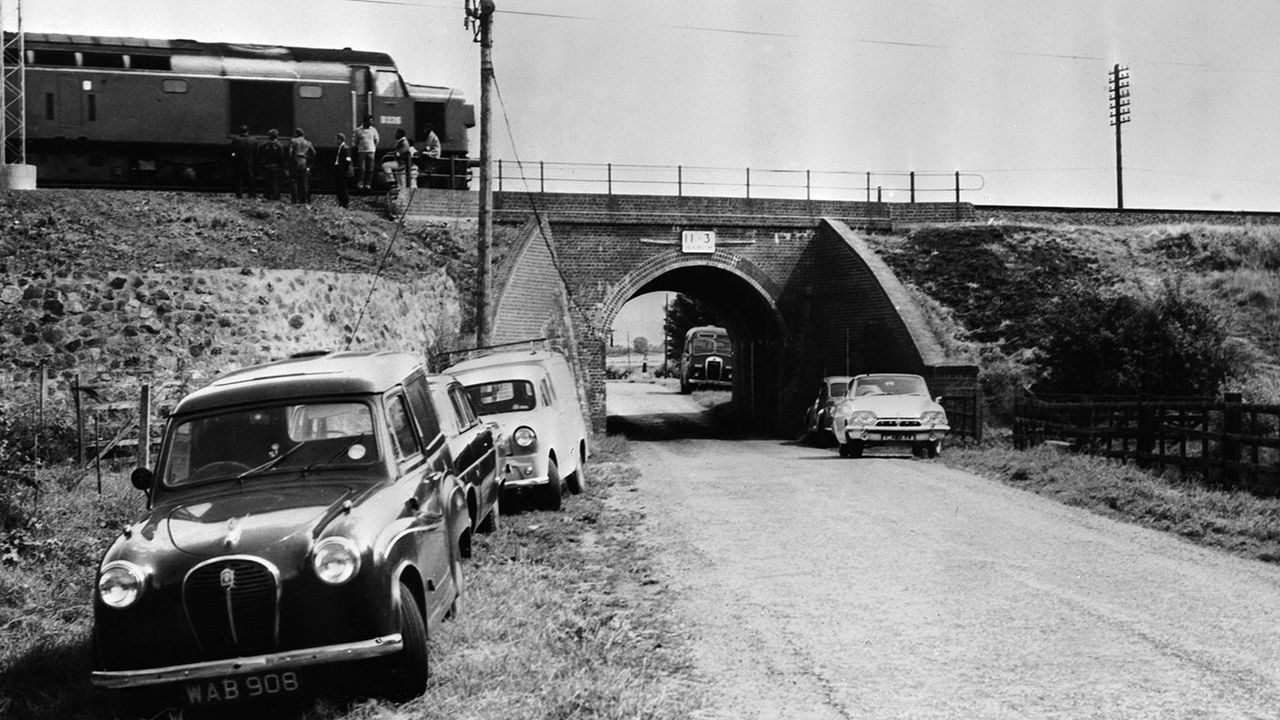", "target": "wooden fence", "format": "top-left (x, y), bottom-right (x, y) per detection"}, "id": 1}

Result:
top-left (939, 394), bottom-right (982, 442)
top-left (1012, 392), bottom-right (1280, 493)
